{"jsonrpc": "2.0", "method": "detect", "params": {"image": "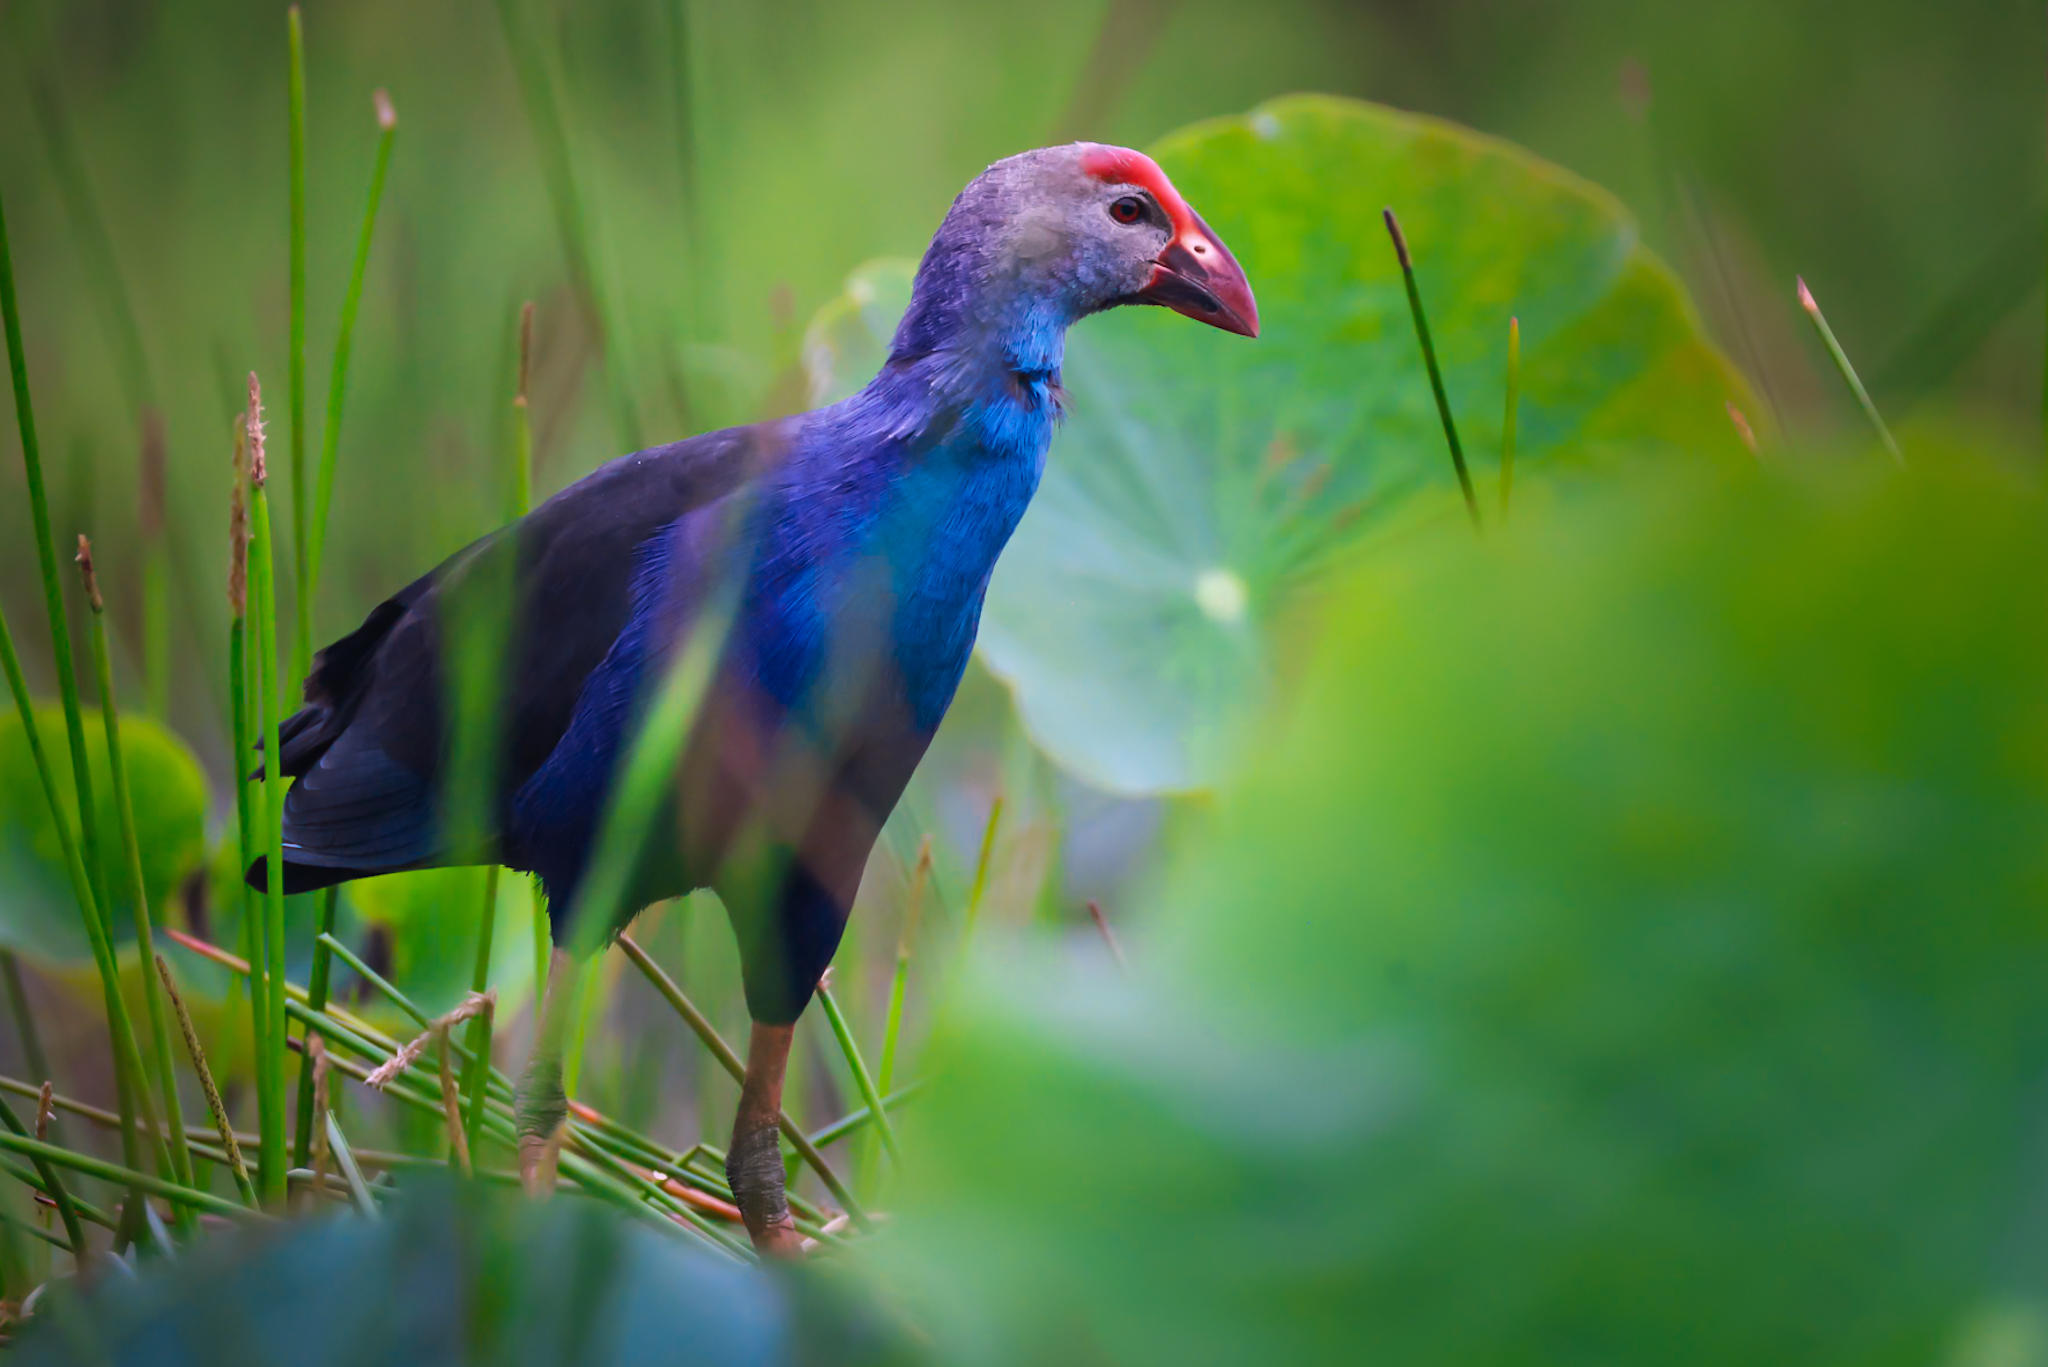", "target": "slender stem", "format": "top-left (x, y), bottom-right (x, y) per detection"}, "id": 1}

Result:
top-left (816, 984), bottom-right (900, 1168)
top-left (0, 174), bottom-right (108, 920)
top-left (78, 539), bottom-right (196, 1211)
top-left (0, 1134), bottom-right (269, 1223)
top-left (155, 954), bottom-right (257, 1207)
top-left (461, 867), bottom-right (500, 1151)
top-left (865, 835), bottom-right (929, 1191)
top-left (292, 886), bottom-right (340, 1168)
top-left (1384, 207), bottom-right (1480, 529)
top-left (811, 1081), bottom-right (928, 1150)
top-left (0, 1092), bottom-right (85, 1258)
top-left (1797, 277), bottom-right (1903, 467)
top-left (323, 1112), bottom-right (380, 1219)
top-left (247, 377), bottom-right (291, 1208)
top-left (513, 301), bottom-right (534, 519)
top-left (963, 795), bottom-right (1003, 936)
top-left (490, 0), bottom-right (642, 450)
top-left (1499, 316), bottom-right (1520, 518)
top-left (305, 91), bottom-right (398, 622)
top-left (140, 410), bottom-right (169, 721)
top-left (286, 5), bottom-right (311, 682)
top-left (0, 953), bottom-right (53, 1108)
